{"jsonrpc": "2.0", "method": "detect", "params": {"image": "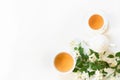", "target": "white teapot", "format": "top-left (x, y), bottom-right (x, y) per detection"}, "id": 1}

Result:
top-left (88, 34), bottom-right (109, 53)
